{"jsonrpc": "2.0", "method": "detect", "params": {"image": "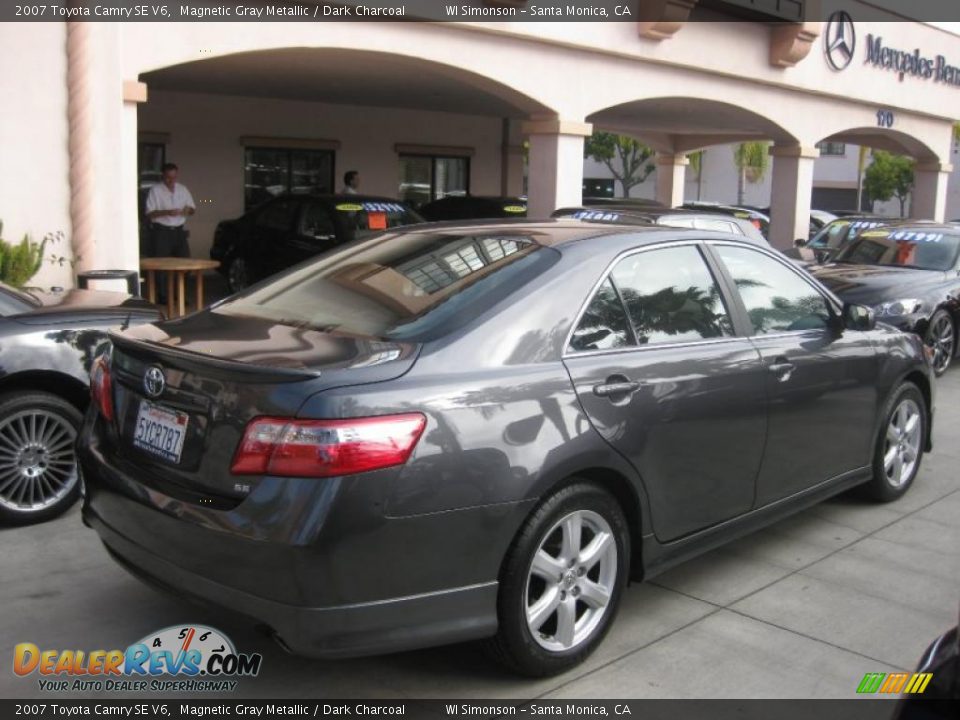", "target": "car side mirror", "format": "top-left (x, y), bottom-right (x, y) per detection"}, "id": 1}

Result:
top-left (843, 303), bottom-right (875, 331)
top-left (794, 237), bottom-right (808, 248)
